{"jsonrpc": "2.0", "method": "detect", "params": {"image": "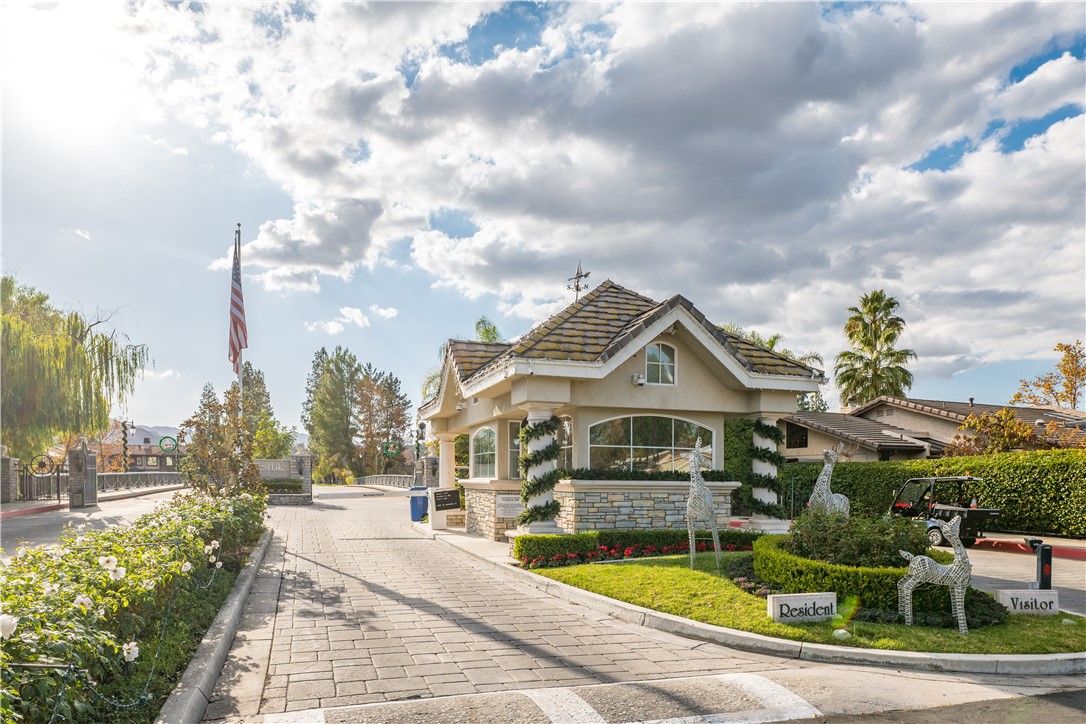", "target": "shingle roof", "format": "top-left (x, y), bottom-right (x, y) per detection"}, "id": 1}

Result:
top-left (781, 412), bottom-right (929, 453)
top-left (446, 340), bottom-right (511, 381)
top-left (458, 280), bottom-right (821, 384)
